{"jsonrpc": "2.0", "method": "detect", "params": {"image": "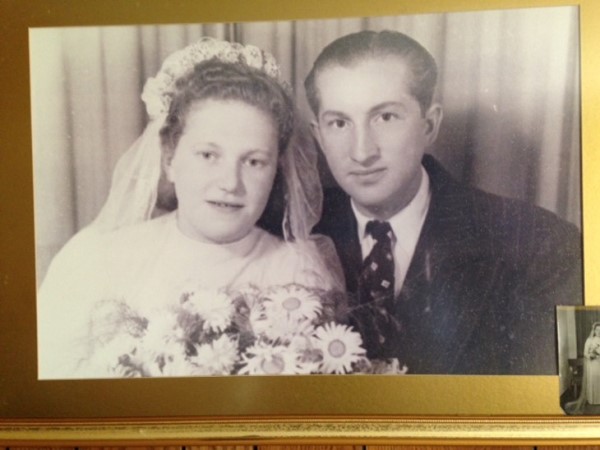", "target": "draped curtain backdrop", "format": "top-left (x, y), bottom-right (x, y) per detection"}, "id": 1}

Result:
top-left (30, 6), bottom-right (580, 285)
